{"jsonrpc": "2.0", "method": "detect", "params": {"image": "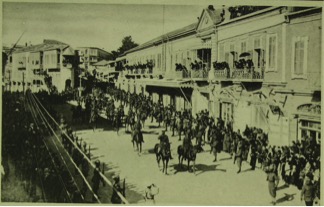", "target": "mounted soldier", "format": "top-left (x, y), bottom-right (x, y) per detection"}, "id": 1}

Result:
top-left (158, 130), bottom-right (173, 159)
top-left (182, 128), bottom-right (193, 159)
